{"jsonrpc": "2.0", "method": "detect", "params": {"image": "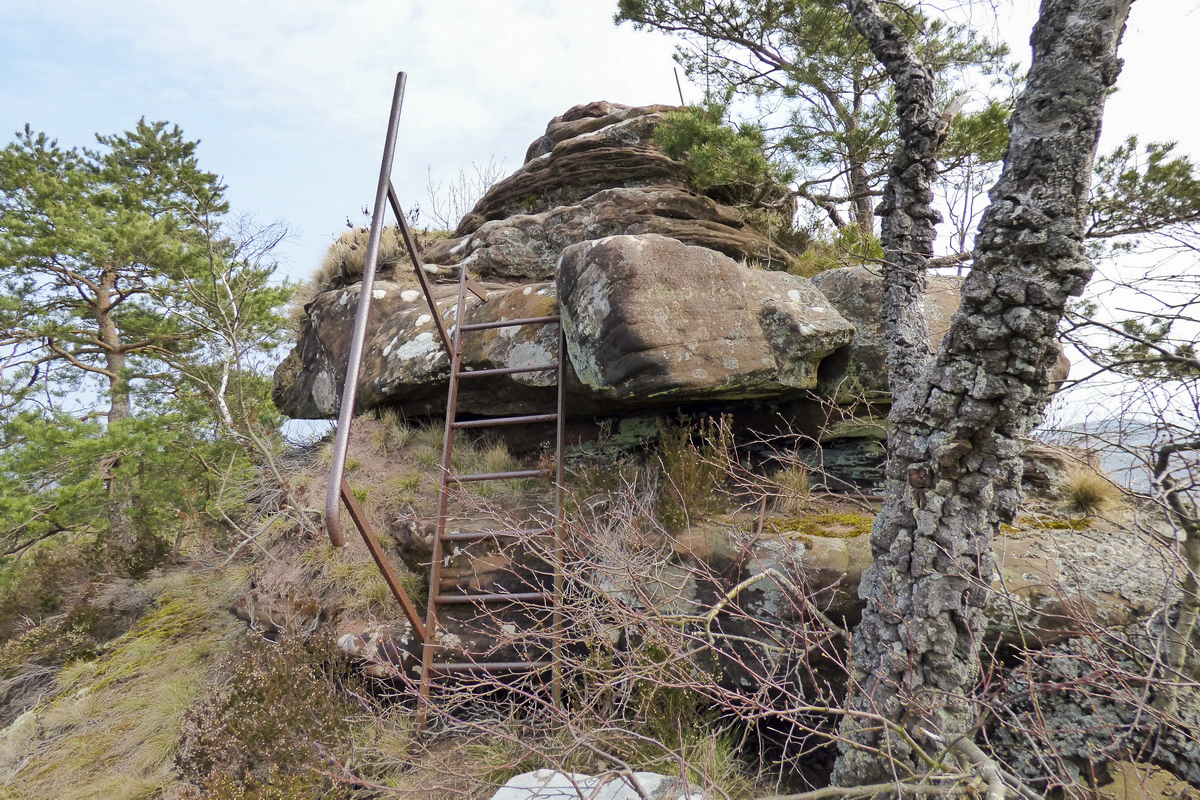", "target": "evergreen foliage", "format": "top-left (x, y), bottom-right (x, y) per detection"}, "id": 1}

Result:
top-left (653, 101), bottom-right (791, 205)
top-left (0, 120), bottom-right (291, 561)
top-left (1089, 136), bottom-right (1200, 241)
top-left (618, 0), bottom-right (1011, 236)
